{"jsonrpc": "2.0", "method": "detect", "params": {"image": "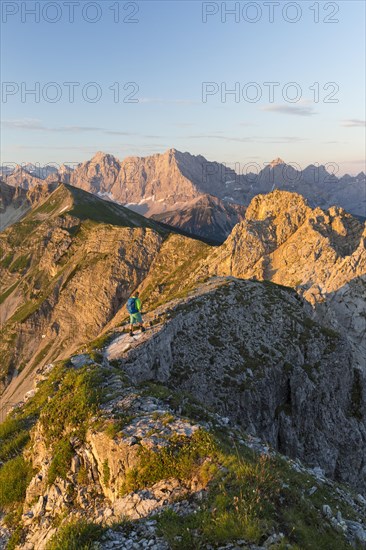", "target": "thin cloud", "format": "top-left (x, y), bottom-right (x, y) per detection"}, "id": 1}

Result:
top-left (187, 134), bottom-right (307, 144)
top-left (2, 119), bottom-right (161, 139)
top-left (3, 119), bottom-right (45, 130)
top-left (341, 119), bottom-right (366, 127)
top-left (261, 104), bottom-right (317, 116)
top-left (15, 144), bottom-right (168, 153)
